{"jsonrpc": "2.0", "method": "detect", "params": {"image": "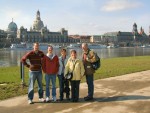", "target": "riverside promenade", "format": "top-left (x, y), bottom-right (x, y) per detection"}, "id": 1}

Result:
top-left (0, 70), bottom-right (150, 113)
